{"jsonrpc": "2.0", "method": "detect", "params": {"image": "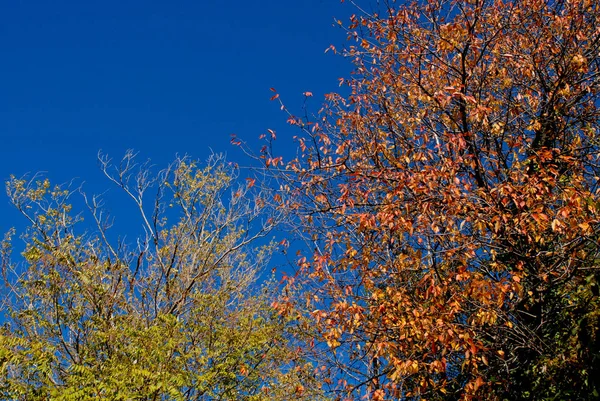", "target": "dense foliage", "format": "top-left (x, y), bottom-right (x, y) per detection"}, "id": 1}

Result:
top-left (0, 154), bottom-right (324, 400)
top-left (270, 0), bottom-right (600, 399)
